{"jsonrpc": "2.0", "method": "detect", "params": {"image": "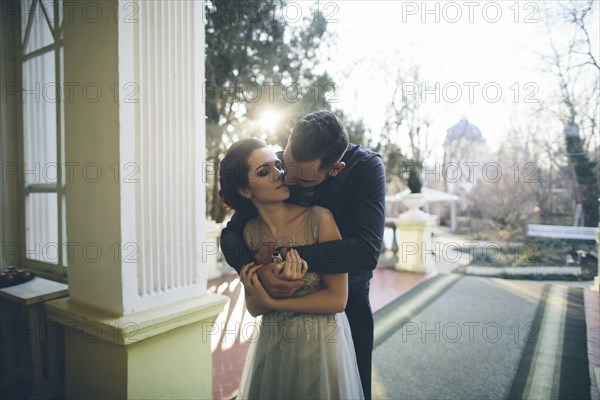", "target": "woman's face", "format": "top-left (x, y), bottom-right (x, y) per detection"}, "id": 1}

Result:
top-left (241, 147), bottom-right (290, 204)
